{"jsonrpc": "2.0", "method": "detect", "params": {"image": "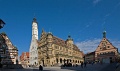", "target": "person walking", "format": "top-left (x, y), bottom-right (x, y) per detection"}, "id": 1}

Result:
top-left (81, 62), bottom-right (84, 68)
top-left (92, 62), bottom-right (94, 65)
top-left (84, 62), bottom-right (87, 67)
top-left (39, 65), bottom-right (43, 71)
